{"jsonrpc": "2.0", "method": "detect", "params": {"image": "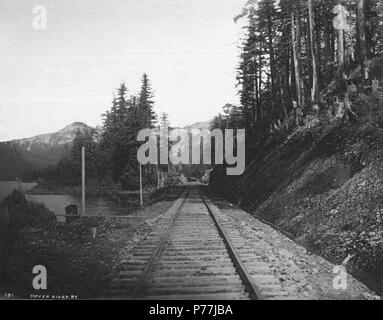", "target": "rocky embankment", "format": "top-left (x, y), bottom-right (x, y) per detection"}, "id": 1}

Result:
top-left (207, 190), bottom-right (379, 300)
top-left (210, 120), bottom-right (383, 296)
